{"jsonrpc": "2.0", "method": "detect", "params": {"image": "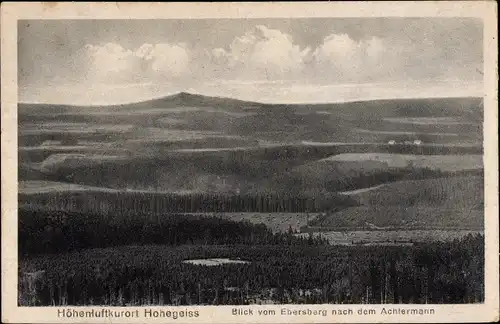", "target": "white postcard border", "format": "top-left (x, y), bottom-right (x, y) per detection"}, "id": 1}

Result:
top-left (1, 2), bottom-right (498, 323)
